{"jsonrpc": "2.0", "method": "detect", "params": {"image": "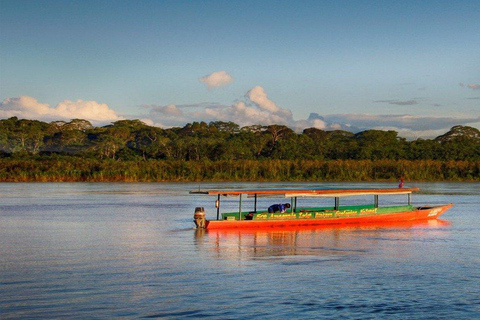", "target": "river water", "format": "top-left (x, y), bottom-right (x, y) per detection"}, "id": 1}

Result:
top-left (1, 182), bottom-right (479, 319)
